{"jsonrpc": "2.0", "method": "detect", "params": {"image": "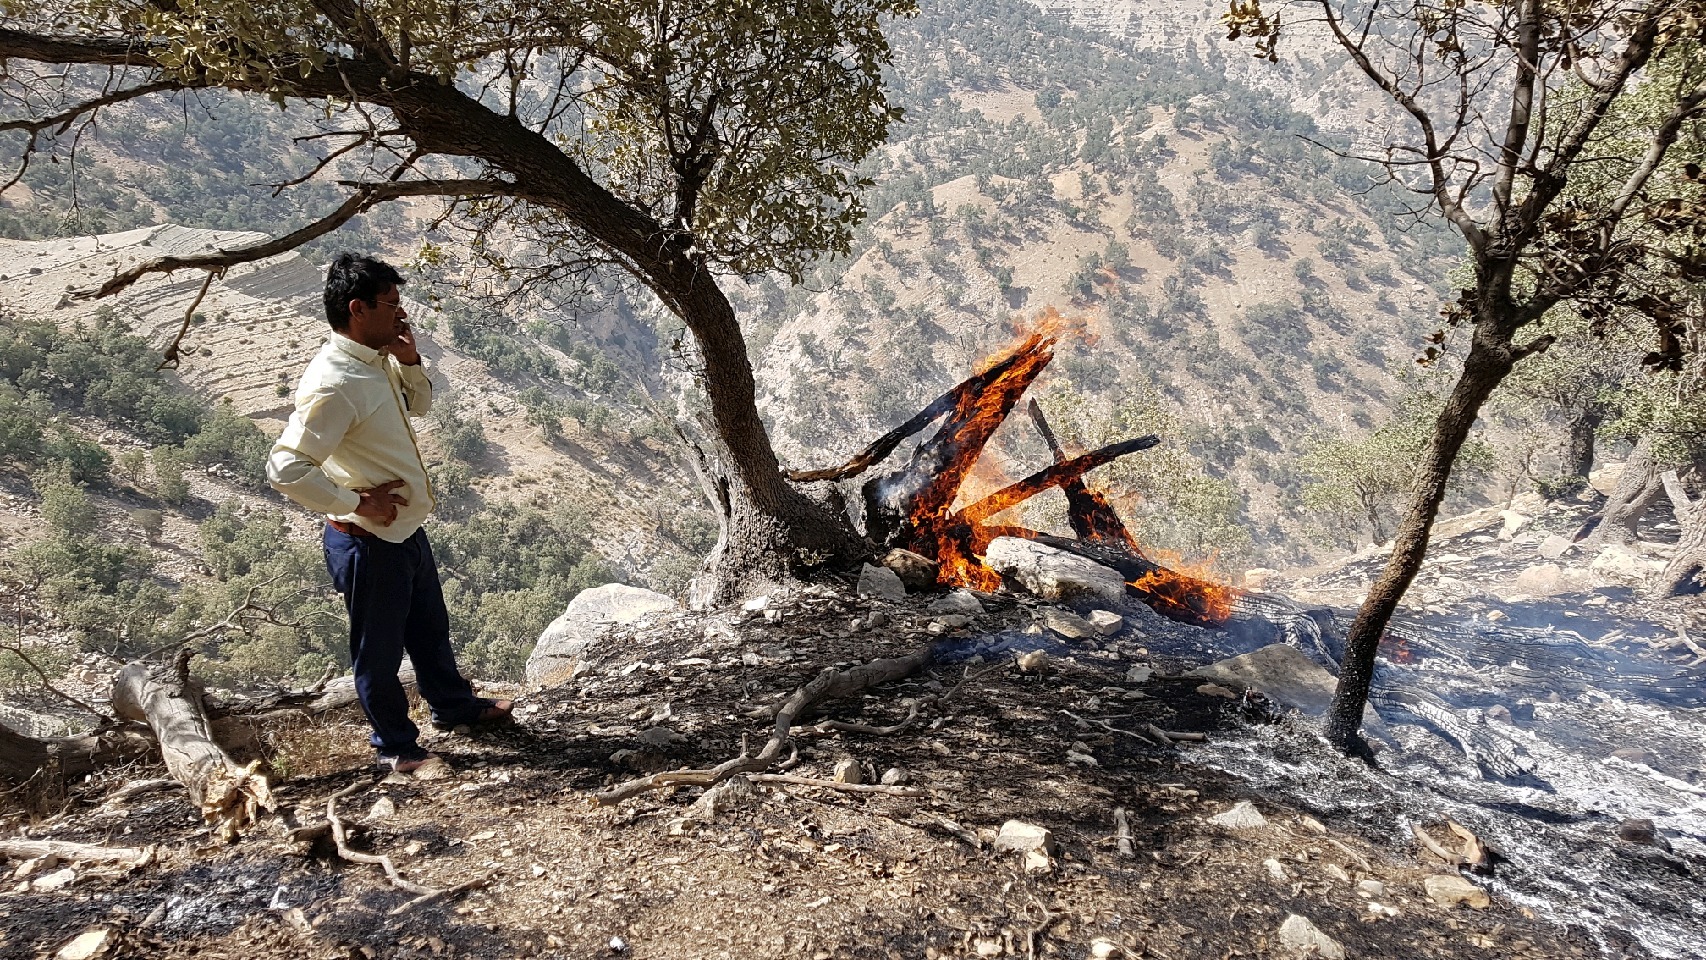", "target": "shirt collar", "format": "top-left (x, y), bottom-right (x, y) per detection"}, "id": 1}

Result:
top-left (328, 331), bottom-right (382, 365)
